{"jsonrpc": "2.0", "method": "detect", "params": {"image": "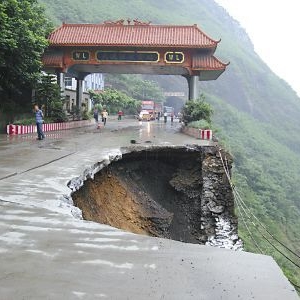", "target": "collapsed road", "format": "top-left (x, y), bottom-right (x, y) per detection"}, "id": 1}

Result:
top-left (0, 120), bottom-right (298, 299)
top-left (71, 145), bottom-right (242, 250)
